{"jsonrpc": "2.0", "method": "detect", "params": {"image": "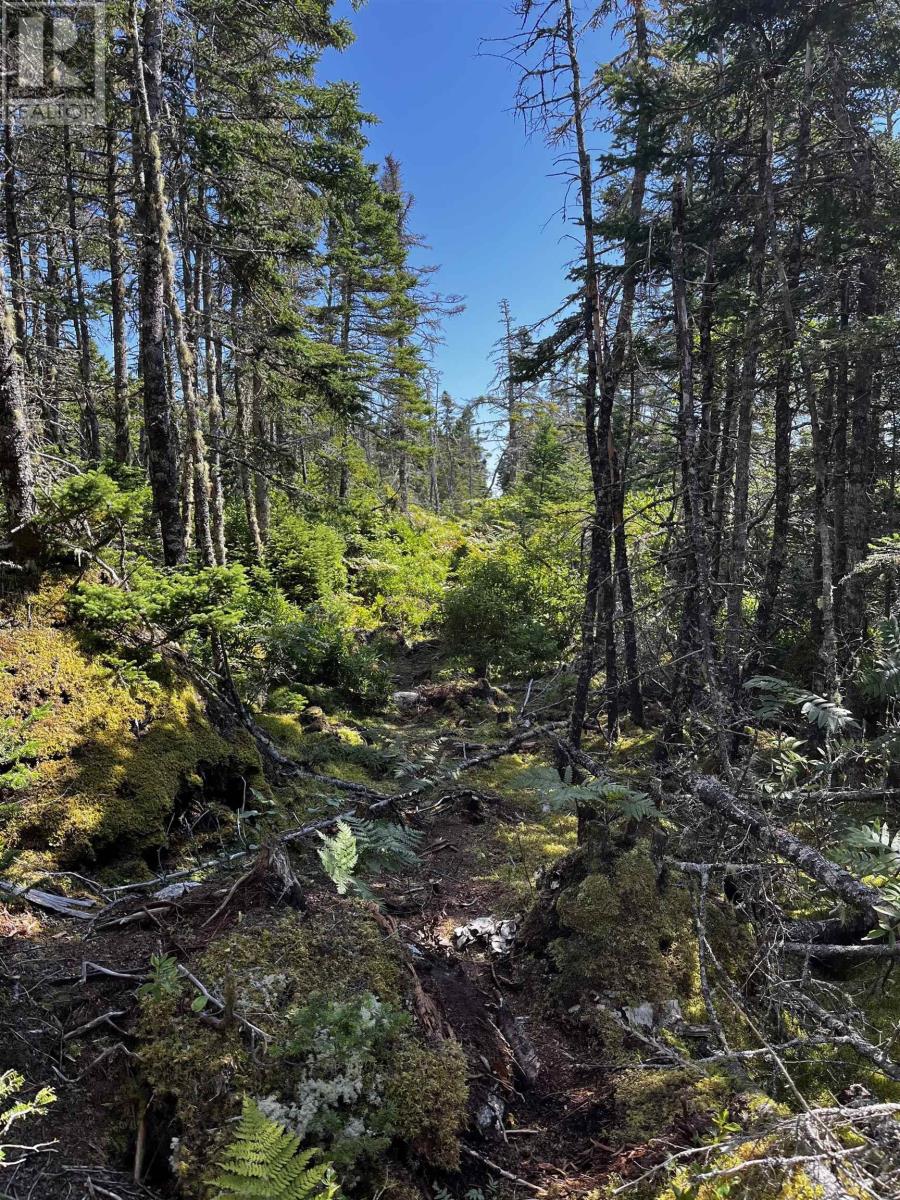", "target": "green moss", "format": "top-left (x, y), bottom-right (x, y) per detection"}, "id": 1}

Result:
top-left (657, 1135), bottom-right (826, 1200)
top-left (612, 1066), bottom-right (730, 1144)
top-left (257, 713), bottom-right (390, 784)
top-left (0, 622), bottom-right (265, 877)
top-left (138, 904), bottom-right (468, 1197)
top-left (468, 754), bottom-right (578, 904)
top-left (549, 846), bottom-right (697, 1005)
top-left (383, 1039), bottom-right (468, 1169)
